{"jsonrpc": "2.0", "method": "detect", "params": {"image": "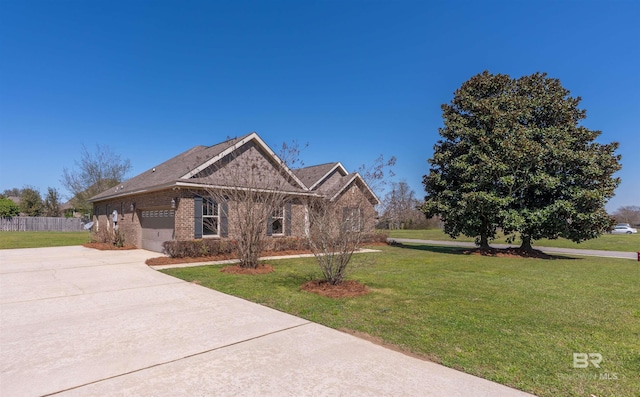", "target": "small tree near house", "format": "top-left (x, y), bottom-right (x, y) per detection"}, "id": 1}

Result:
top-left (305, 155), bottom-right (392, 286)
top-left (306, 183), bottom-right (371, 285)
top-left (293, 160), bottom-right (389, 286)
top-left (190, 137), bottom-right (304, 269)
